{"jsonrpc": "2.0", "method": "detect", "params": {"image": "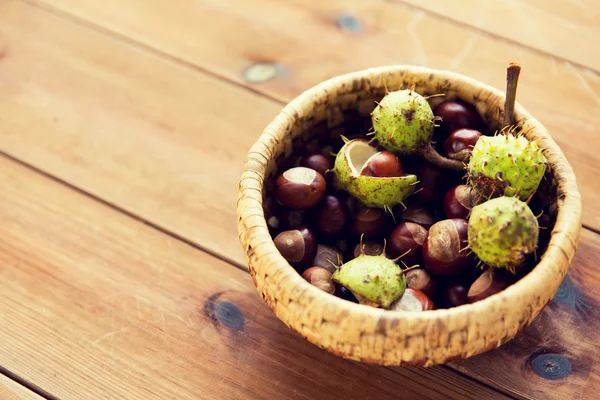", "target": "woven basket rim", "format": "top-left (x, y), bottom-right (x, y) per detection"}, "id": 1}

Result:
top-left (237, 65), bottom-right (582, 362)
